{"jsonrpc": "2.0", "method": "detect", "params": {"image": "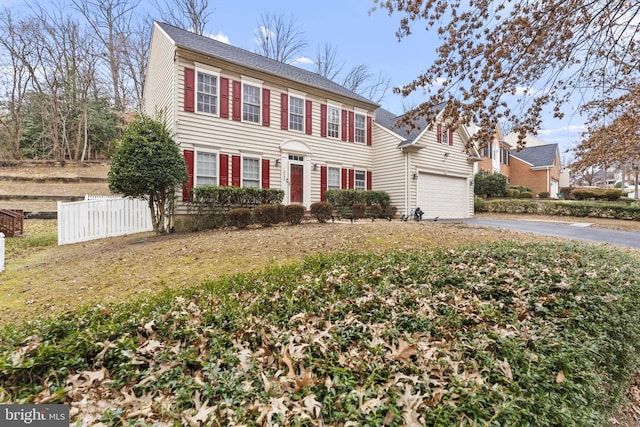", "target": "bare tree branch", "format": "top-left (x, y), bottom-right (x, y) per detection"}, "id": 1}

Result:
top-left (254, 11), bottom-right (308, 64)
top-left (153, 0), bottom-right (213, 35)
